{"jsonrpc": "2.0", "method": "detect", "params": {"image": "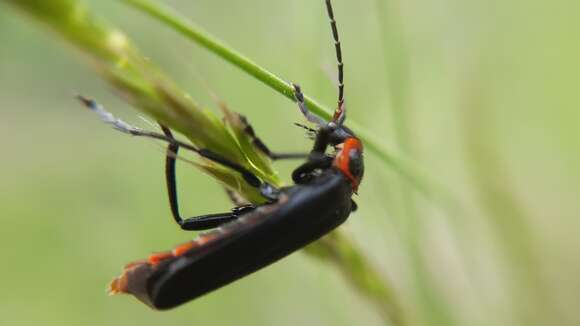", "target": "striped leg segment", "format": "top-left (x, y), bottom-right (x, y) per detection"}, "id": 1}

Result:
top-left (237, 114), bottom-right (308, 160)
top-left (291, 83), bottom-right (326, 126)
